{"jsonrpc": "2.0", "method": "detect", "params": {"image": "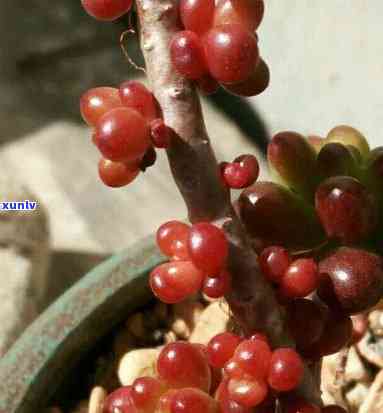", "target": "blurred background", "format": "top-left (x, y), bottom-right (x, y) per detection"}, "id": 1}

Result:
top-left (0, 0), bottom-right (382, 355)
